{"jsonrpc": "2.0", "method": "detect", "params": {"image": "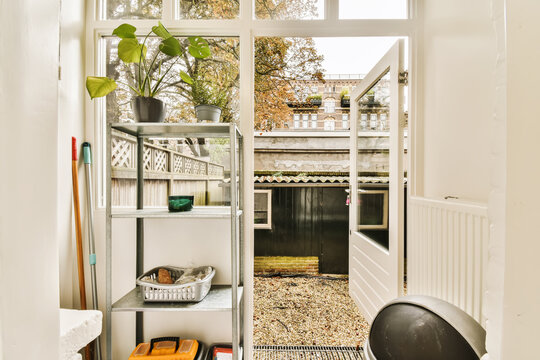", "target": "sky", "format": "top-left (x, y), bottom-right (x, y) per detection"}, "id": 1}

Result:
top-left (313, 37), bottom-right (400, 75)
top-left (310, 0), bottom-right (407, 74)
